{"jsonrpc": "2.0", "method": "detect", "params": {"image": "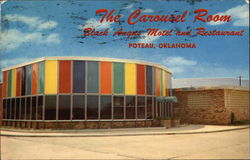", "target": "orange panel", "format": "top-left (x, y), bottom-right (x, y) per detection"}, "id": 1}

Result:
top-left (101, 62), bottom-right (112, 94)
top-left (3, 71), bottom-right (7, 98)
top-left (32, 64), bottom-right (38, 95)
top-left (137, 64), bottom-right (145, 94)
top-left (16, 68), bottom-right (22, 96)
top-left (59, 60), bottom-right (72, 93)
top-left (156, 68), bottom-right (160, 96)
